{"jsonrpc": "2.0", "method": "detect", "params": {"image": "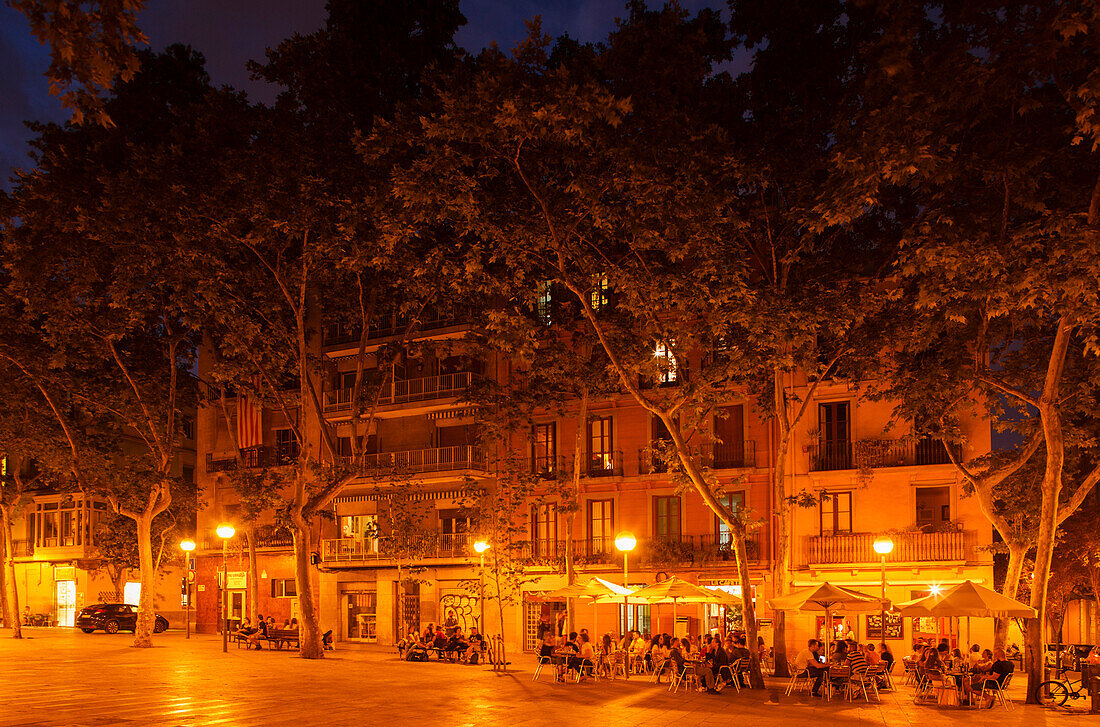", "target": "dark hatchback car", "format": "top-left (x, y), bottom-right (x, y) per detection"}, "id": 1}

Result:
top-left (75, 603), bottom-right (169, 634)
